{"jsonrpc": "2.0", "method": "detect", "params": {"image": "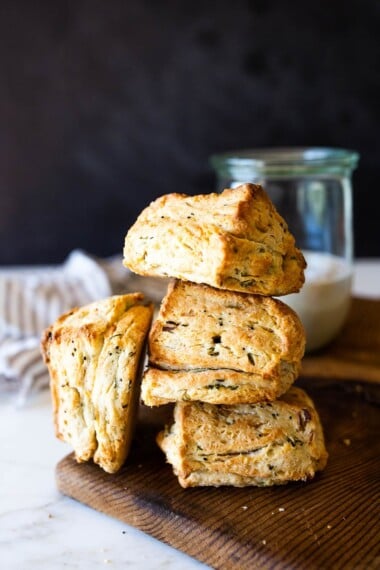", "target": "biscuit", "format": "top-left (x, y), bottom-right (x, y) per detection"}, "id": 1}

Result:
top-left (157, 387), bottom-right (328, 488)
top-left (141, 280), bottom-right (305, 405)
top-left (123, 184), bottom-right (305, 296)
top-left (41, 294), bottom-right (153, 473)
